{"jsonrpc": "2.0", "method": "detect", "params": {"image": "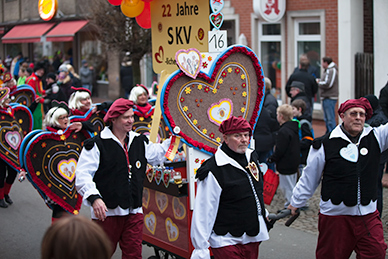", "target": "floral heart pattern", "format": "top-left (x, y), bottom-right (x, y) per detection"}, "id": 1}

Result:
top-left (155, 191), bottom-right (168, 213)
top-left (145, 211), bottom-right (156, 235)
top-left (0, 104), bottom-right (33, 170)
top-left (161, 45), bottom-right (265, 154)
top-left (23, 129), bottom-right (90, 214)
top-left (175, 48), bottom-right (202, 79)
top-left (165, 217), bottom-right (179, 242)
top-left (209, 12), bottom-right (224, 29)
